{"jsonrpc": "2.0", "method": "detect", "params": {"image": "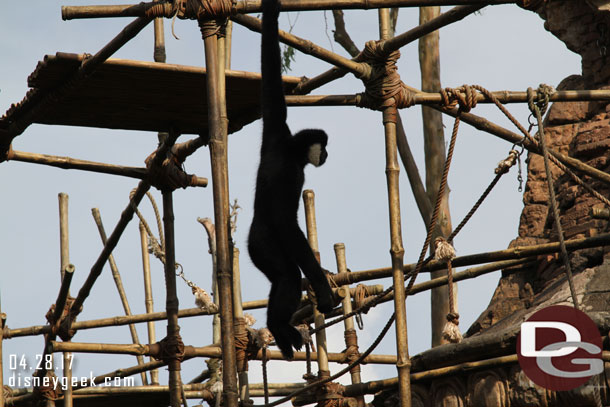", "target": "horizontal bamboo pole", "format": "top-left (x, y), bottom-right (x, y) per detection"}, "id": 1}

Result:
top-left (50, 341), bottom-right (397, 364)
top-left (5, 227), bottom-right (605, 339)
top-left (4, 285), bottom-right (379, 338)
top-left (61, 0), bottom-right (511, 20)
top-left (342, 355), bottom-right (519, 396)
top-left (7, 150), bottom-right (208, 187)
top-left (329, 232), bottom-right (610, 287)
top-left (285, 89), bottom-right (610, 107)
